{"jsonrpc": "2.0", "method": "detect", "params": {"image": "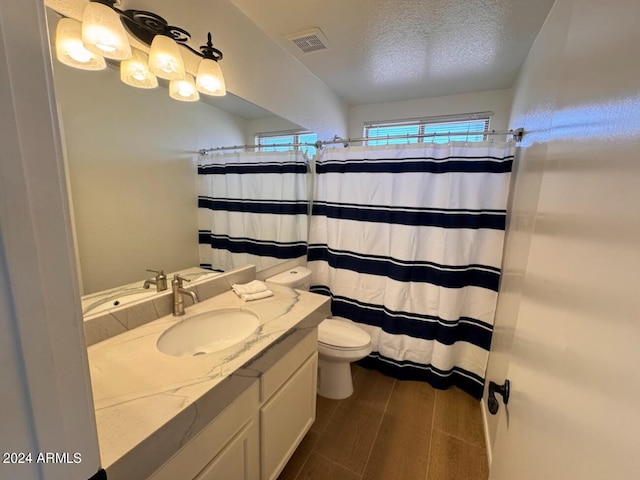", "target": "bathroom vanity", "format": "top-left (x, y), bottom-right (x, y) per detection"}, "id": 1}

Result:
top-left (85, 268), bottom-right (329, 480)
top-left (148, 329), bottom-right (318, 480)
